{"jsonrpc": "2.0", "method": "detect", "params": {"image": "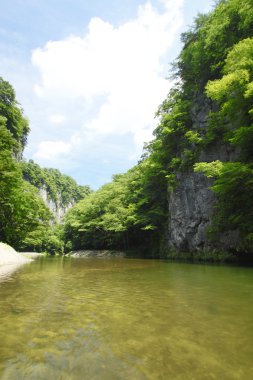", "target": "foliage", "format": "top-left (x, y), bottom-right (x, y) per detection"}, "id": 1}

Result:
top-left (22, 225), bottom-right (64, 254)
top-left (195, 35), bottom-right (253, 250)
top-left (206, 37), bottom-right (253, 153)
top-left (178, 0), bottom-right (253, 95)
top-left (0, 78), bottom-right (90, 254)
top-left (0, 117), bottom-right (53, 250)
top-left (0, 77), bottom-right (29, 154)
top-left (22, 160), bottom-right (91, 207)
top-left (63, 161), bottom-right (167, 253)
top-left (194, 160), bottom-right (253, 251)
top-left (194, 161), bottom-right (224, 178)
top-left (210, 163), bottom-right (253, 252)
top-left (185, 130), bottom-right (203, 145)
